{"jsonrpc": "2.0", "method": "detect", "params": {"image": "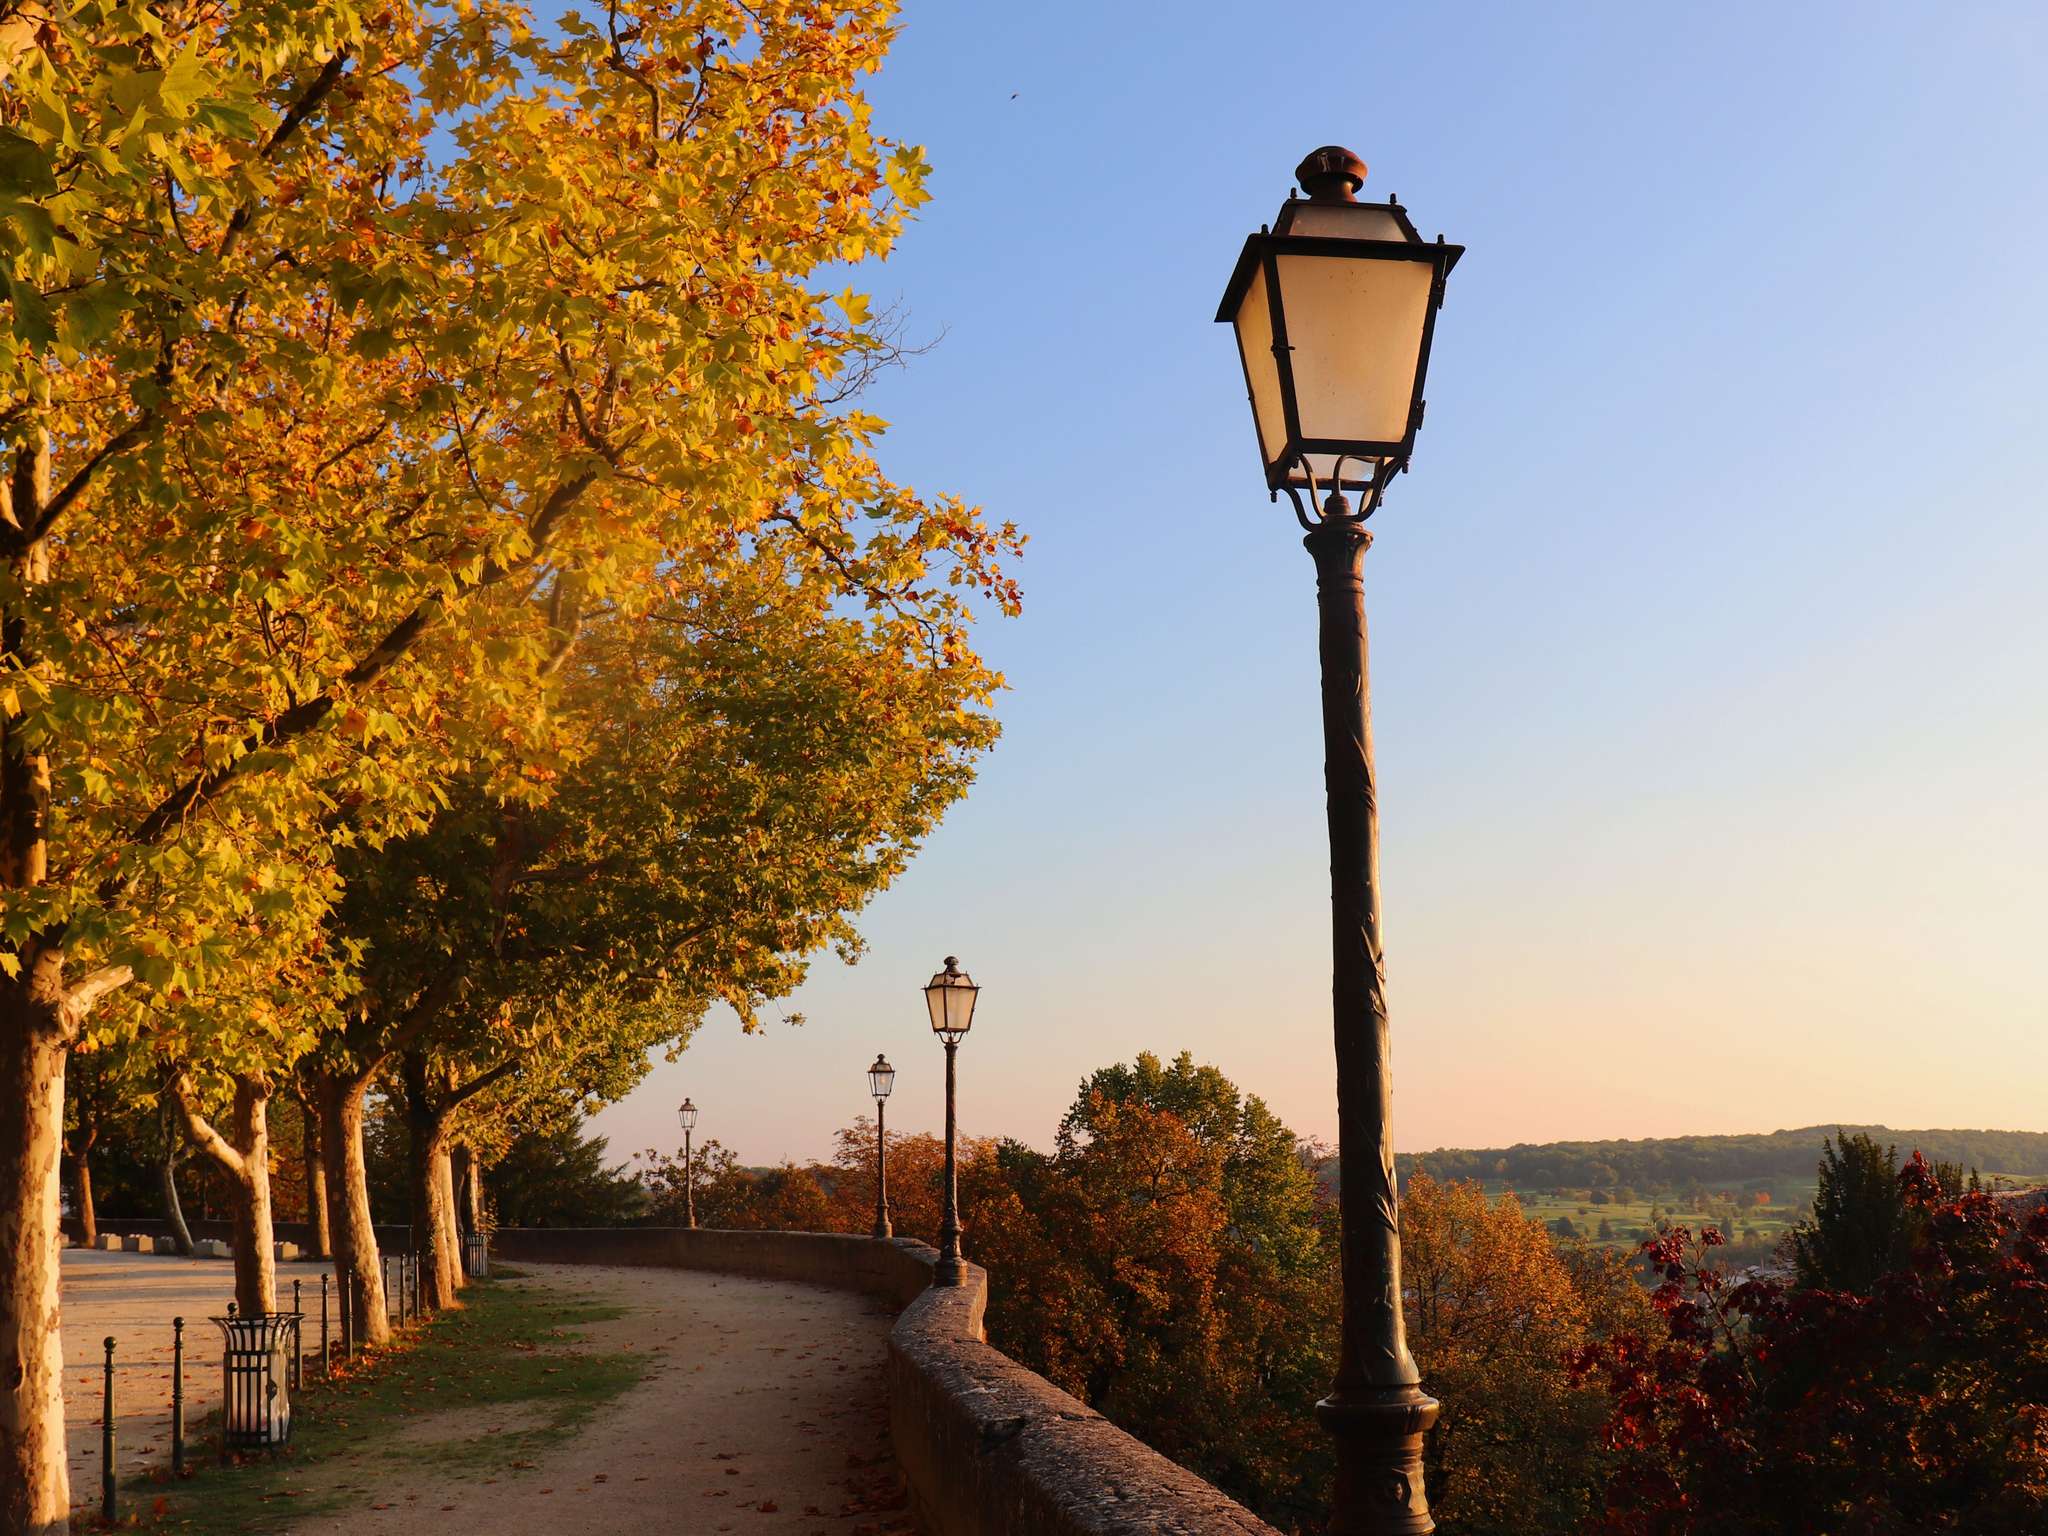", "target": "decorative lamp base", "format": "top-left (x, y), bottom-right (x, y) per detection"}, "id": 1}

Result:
top-left (1317, 1386), bottom-right (1441, 1535)
top-left (930, 1256), bottom-right (968, 1288)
